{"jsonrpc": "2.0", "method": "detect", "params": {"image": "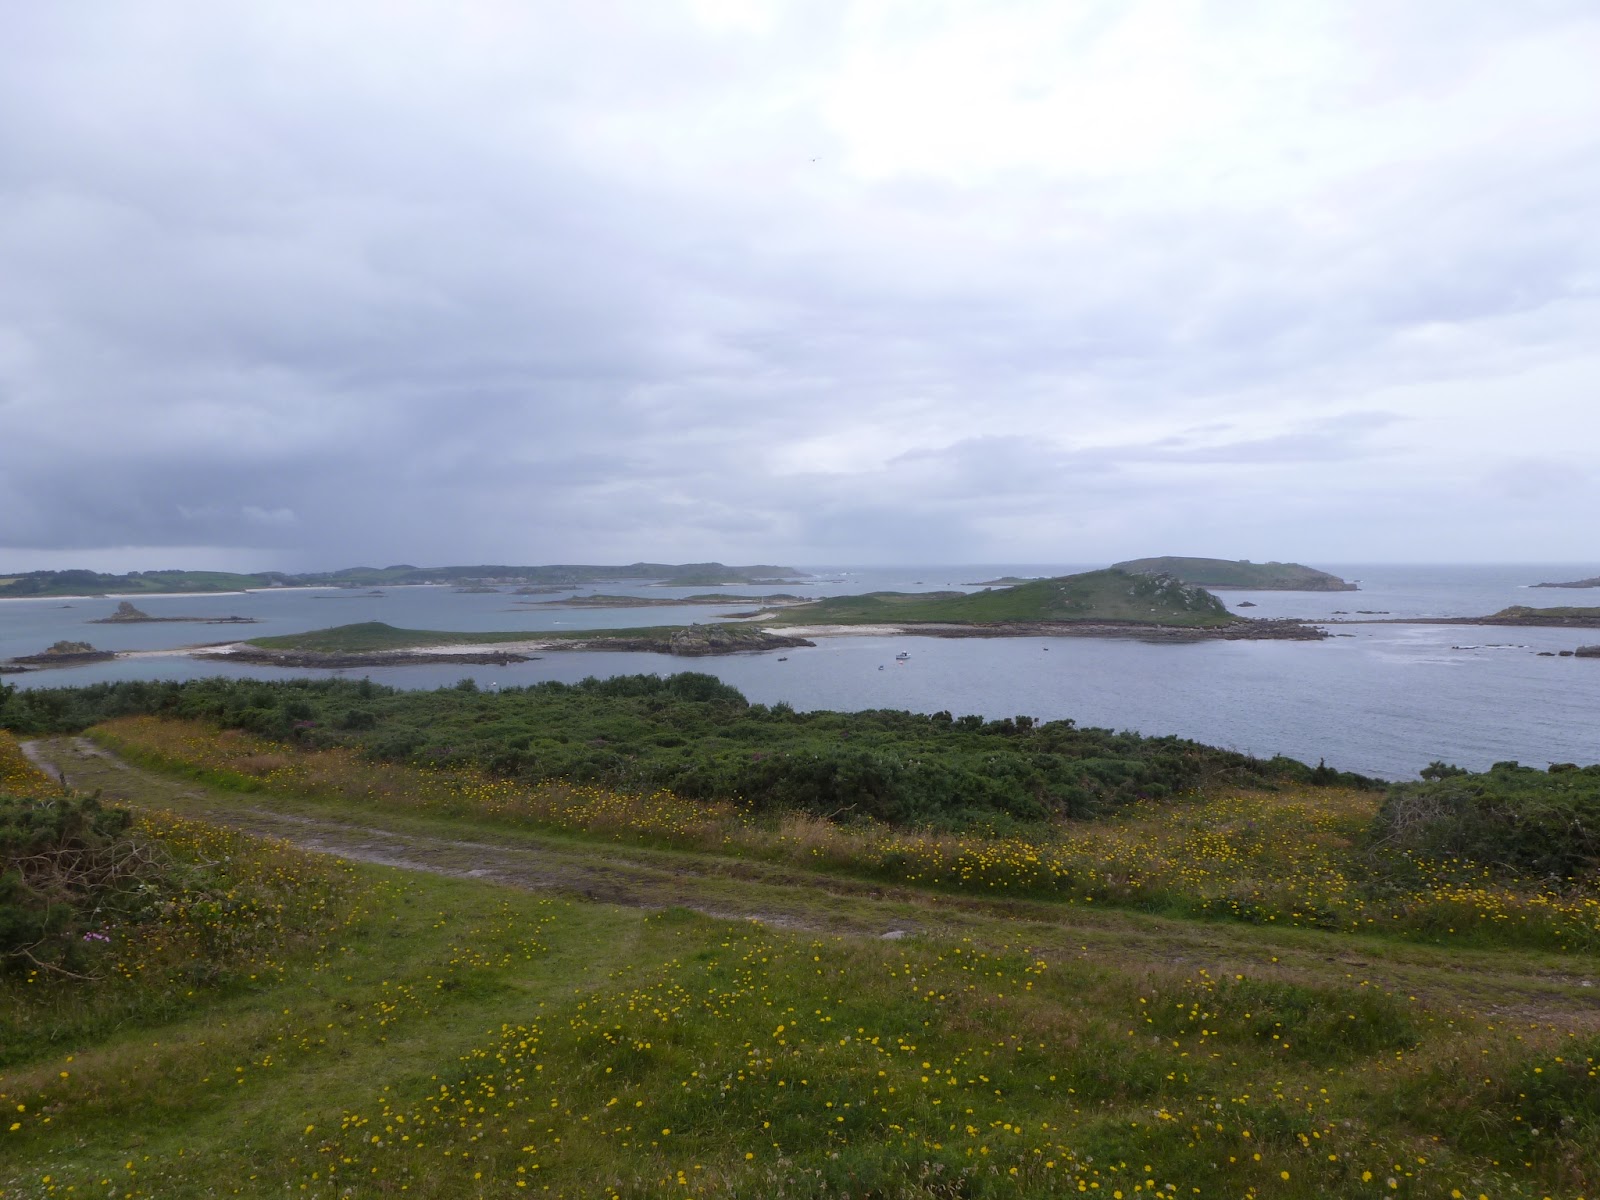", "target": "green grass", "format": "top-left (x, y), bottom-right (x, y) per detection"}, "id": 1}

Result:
top-left (6, 735), bottom-right (1599, 1198)
top-left (5, 834), bottom-right (1596, 1198)
top-left (771, 569), bottom-right (1237, 627)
